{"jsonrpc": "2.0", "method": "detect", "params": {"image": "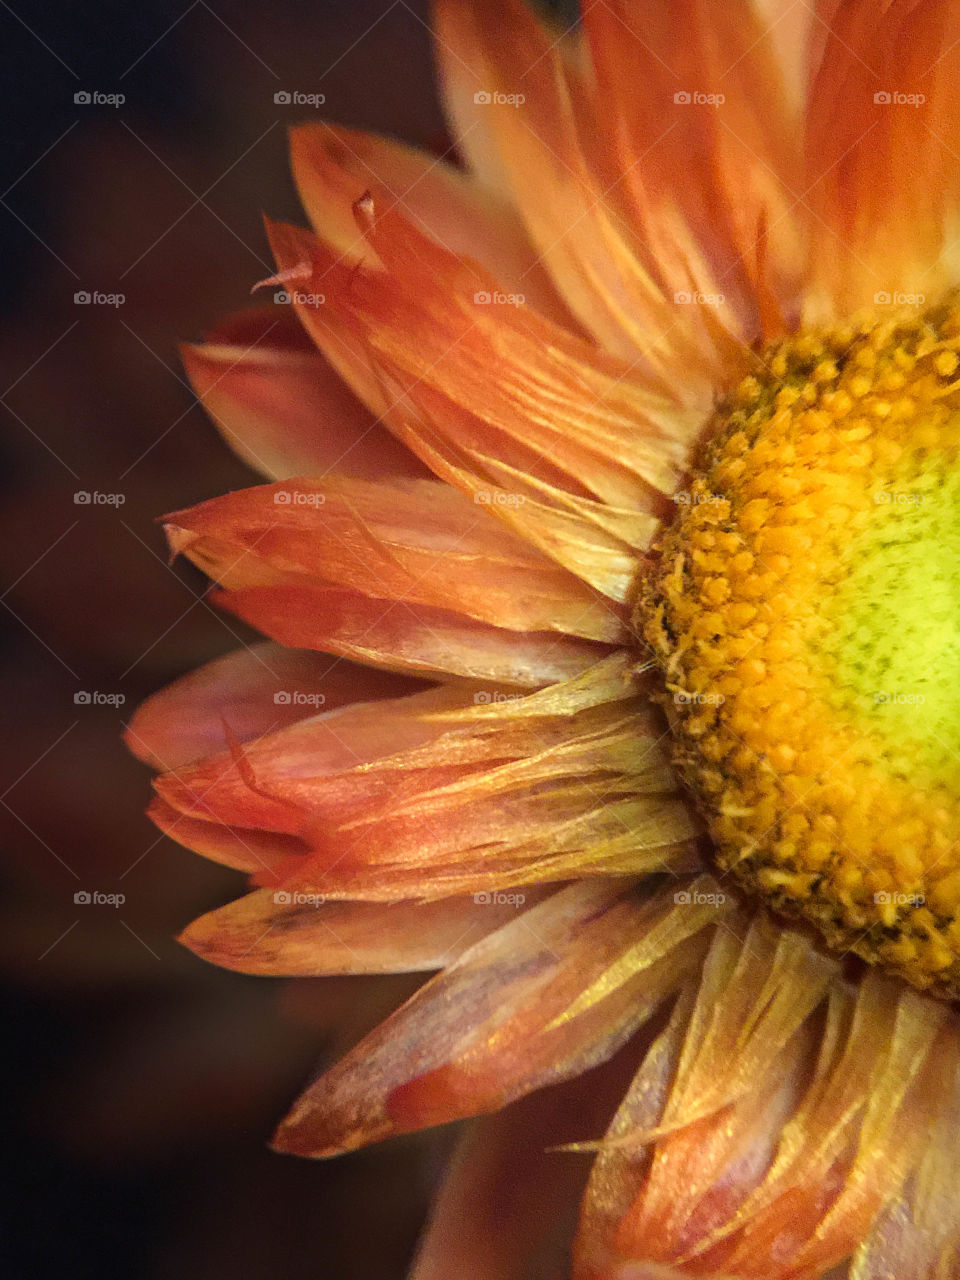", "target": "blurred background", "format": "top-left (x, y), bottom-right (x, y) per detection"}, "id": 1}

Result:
top-left (0, 2), bottom-right (462, 1276)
